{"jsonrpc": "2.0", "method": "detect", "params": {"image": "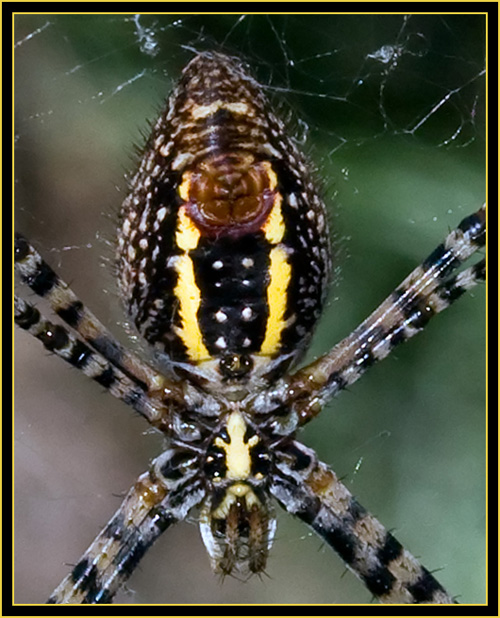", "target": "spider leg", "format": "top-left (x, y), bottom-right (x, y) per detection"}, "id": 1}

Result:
top-left (15, 295), bottom-right (181, 431)
top-left (47, 452), bottom-right (205, 604)
top-left (270, 439), bottom-right (455, 604)
top-left (14, 233), bottom-right (166, 392)
top-left (284, 206), bottom-right (486, 425)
